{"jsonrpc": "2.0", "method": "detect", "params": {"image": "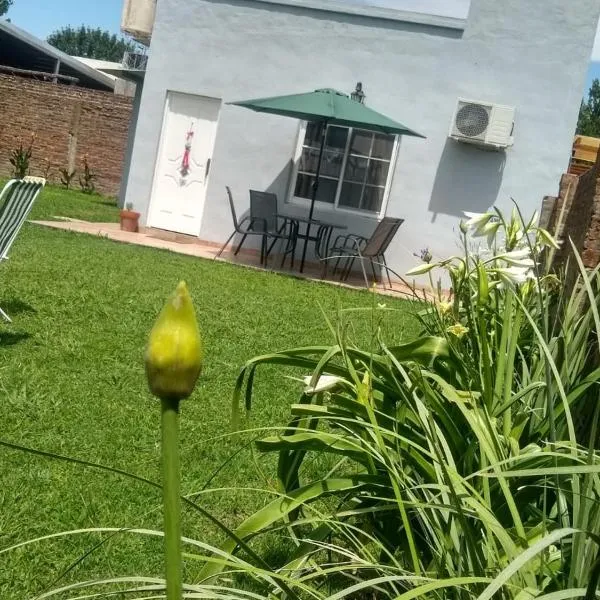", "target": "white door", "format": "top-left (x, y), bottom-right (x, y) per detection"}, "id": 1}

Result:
top-left (148, 92), bottom-right (221, 236)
